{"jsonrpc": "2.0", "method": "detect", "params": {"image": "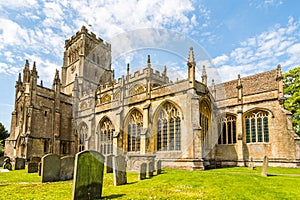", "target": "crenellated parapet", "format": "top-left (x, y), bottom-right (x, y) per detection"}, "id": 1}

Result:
top-left (64, 26), bottom-right (111, 61)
